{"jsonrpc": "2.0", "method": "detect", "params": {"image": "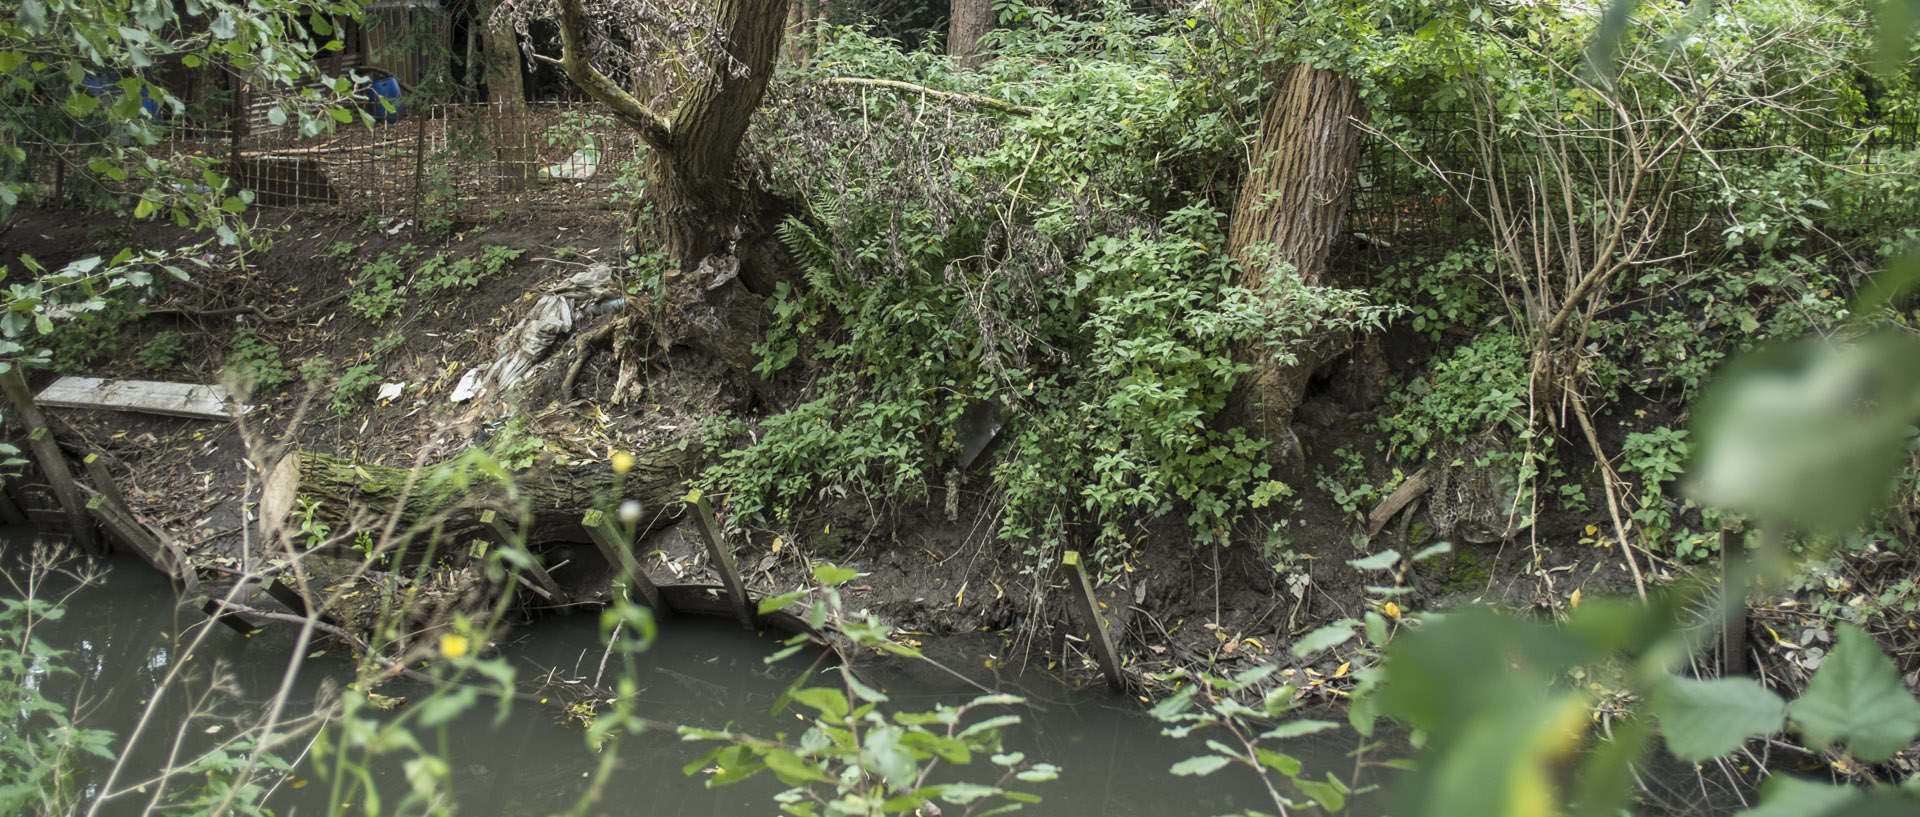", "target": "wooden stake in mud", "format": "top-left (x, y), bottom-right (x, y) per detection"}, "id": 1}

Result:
top-left (688, 493), bottom-right (755, 630)
top-left (583, 509), bottom-right (664, 613)
top-left (1061, 550), bottom-right (1127, 693)
top-left (0, 366), bottom-right (99, 554)
top-left (1722, 527), bottom-right (1749, 677)
top-left (480, 509), bottom-right (566, 603)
